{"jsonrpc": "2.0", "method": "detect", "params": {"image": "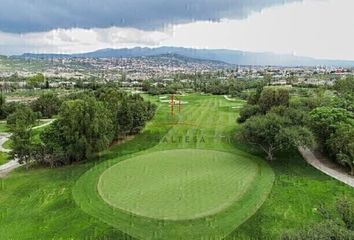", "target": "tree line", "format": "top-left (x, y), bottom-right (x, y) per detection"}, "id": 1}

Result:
top-left (237, 77), bottom-right (354, 174)
top-left (7, 87), bottom-right (156, 167)
top-left (143, 75), bottom-right (263, 99)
